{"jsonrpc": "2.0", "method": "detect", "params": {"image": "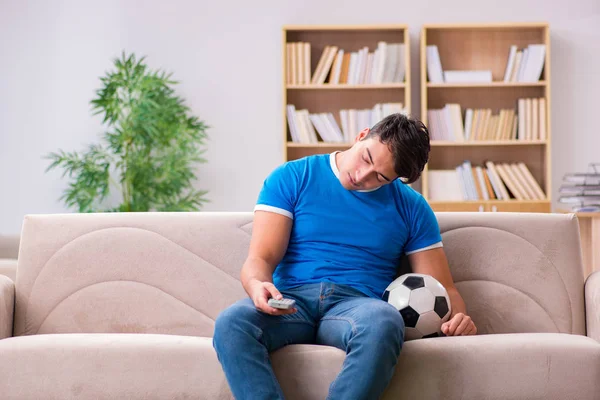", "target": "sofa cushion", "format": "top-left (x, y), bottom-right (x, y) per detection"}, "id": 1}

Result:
top-left (0, 332), bottom-right (598, 400)
top-left (14, 212), bottom-right (251, 337)
top-left (0, 333), bottom-right (234, 400)
top-left (436, 212), bottom-right (586, 335)
top-left (5, 334), bottom-right (600, 400)
top-left (272, 333), bottom-right (600, 400)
